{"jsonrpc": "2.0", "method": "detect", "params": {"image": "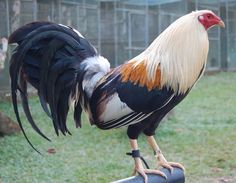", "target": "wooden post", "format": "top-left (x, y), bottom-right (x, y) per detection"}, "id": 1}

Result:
top-left (112, 167), bottom-right (185, 183)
